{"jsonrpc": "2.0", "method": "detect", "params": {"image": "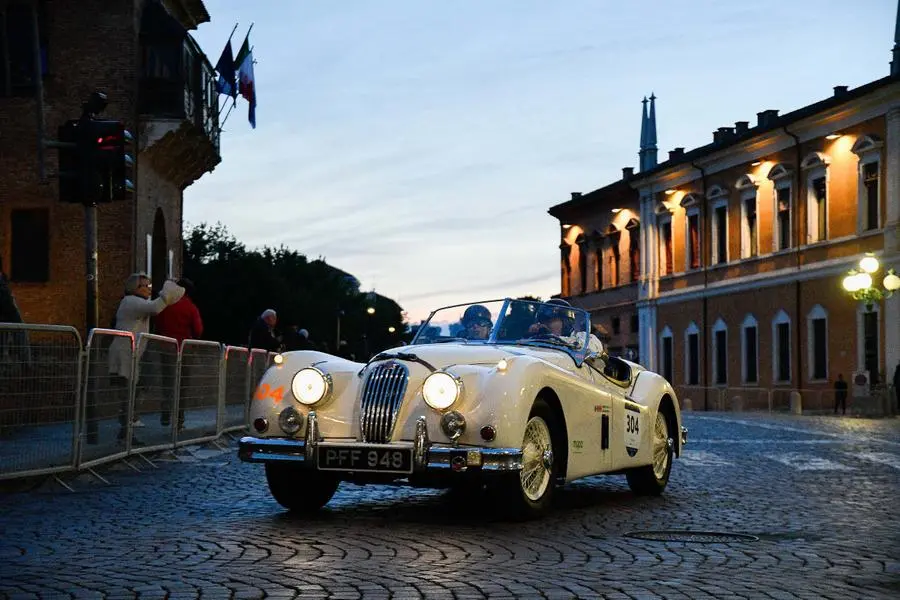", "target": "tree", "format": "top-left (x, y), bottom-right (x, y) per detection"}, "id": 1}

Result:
top-left (182, 222), bottom-right (406, 356)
